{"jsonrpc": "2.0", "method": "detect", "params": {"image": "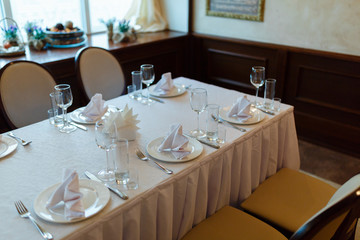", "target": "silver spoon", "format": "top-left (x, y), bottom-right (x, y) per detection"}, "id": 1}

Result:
top-left (7, 132), bottom-right (32, 146)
